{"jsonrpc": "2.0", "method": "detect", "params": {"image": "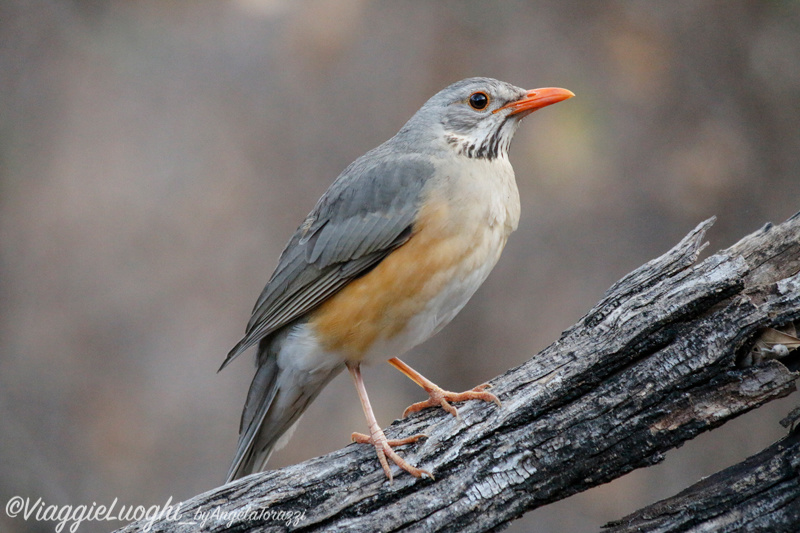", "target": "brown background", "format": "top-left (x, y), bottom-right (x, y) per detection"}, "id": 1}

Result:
top-left (2, 1), bottom-right (799, 532)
